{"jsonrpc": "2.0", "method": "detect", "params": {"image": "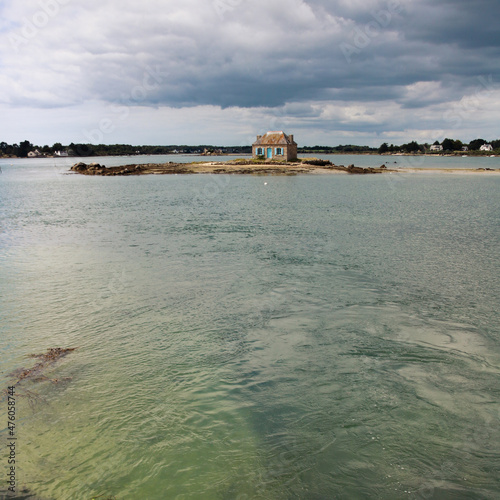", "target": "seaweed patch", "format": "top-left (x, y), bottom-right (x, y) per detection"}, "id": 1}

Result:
top-left (10, 347), bottom-right (77, 385)
top-left (3, 348), bottom-right (78, 408)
